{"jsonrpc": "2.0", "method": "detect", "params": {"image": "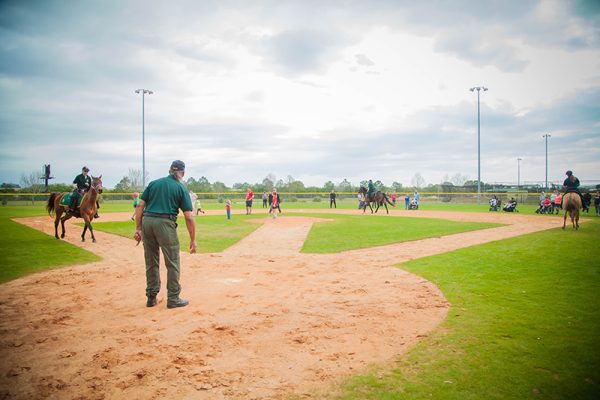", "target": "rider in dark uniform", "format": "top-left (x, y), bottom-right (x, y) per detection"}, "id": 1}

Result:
top-left (367, 179), bottom-right (376, 202)
top-left (562, 170), bottom-right (585, 206)
top-left (70, 166), bottom-right (100, 218)
top-left (69, 166), bottom-right (91, 213)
